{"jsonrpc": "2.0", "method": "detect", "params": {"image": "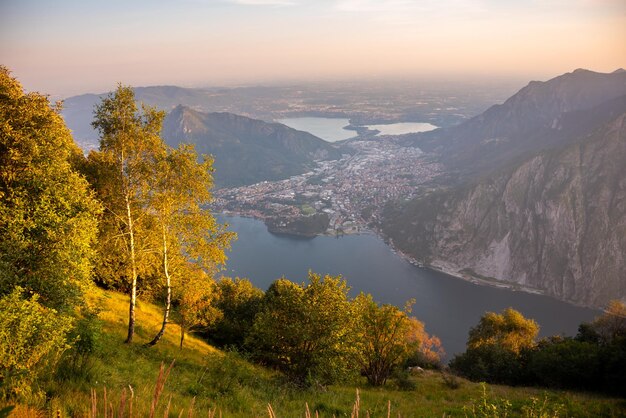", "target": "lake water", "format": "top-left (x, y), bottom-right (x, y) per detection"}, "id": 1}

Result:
top-left (365, 122), bottom-right (438, 135)
top-left (278, 117), bottom-right (439, 142)
top-left (277, 117), bottom-right (354, 142)
top-left (219, 215), bottom-right (599, 359)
